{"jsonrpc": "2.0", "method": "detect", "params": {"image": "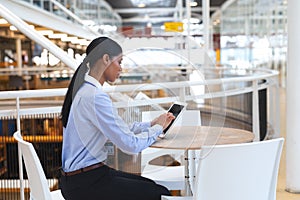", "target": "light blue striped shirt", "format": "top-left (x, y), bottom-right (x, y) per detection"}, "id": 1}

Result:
top-left (62, 74), bottom-right (163, 172)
